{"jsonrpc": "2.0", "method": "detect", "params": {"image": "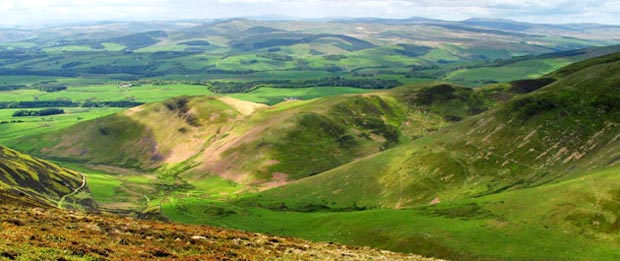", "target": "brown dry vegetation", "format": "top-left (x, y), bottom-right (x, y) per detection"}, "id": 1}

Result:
top-left (0, 193), bottom-right (436, 261)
